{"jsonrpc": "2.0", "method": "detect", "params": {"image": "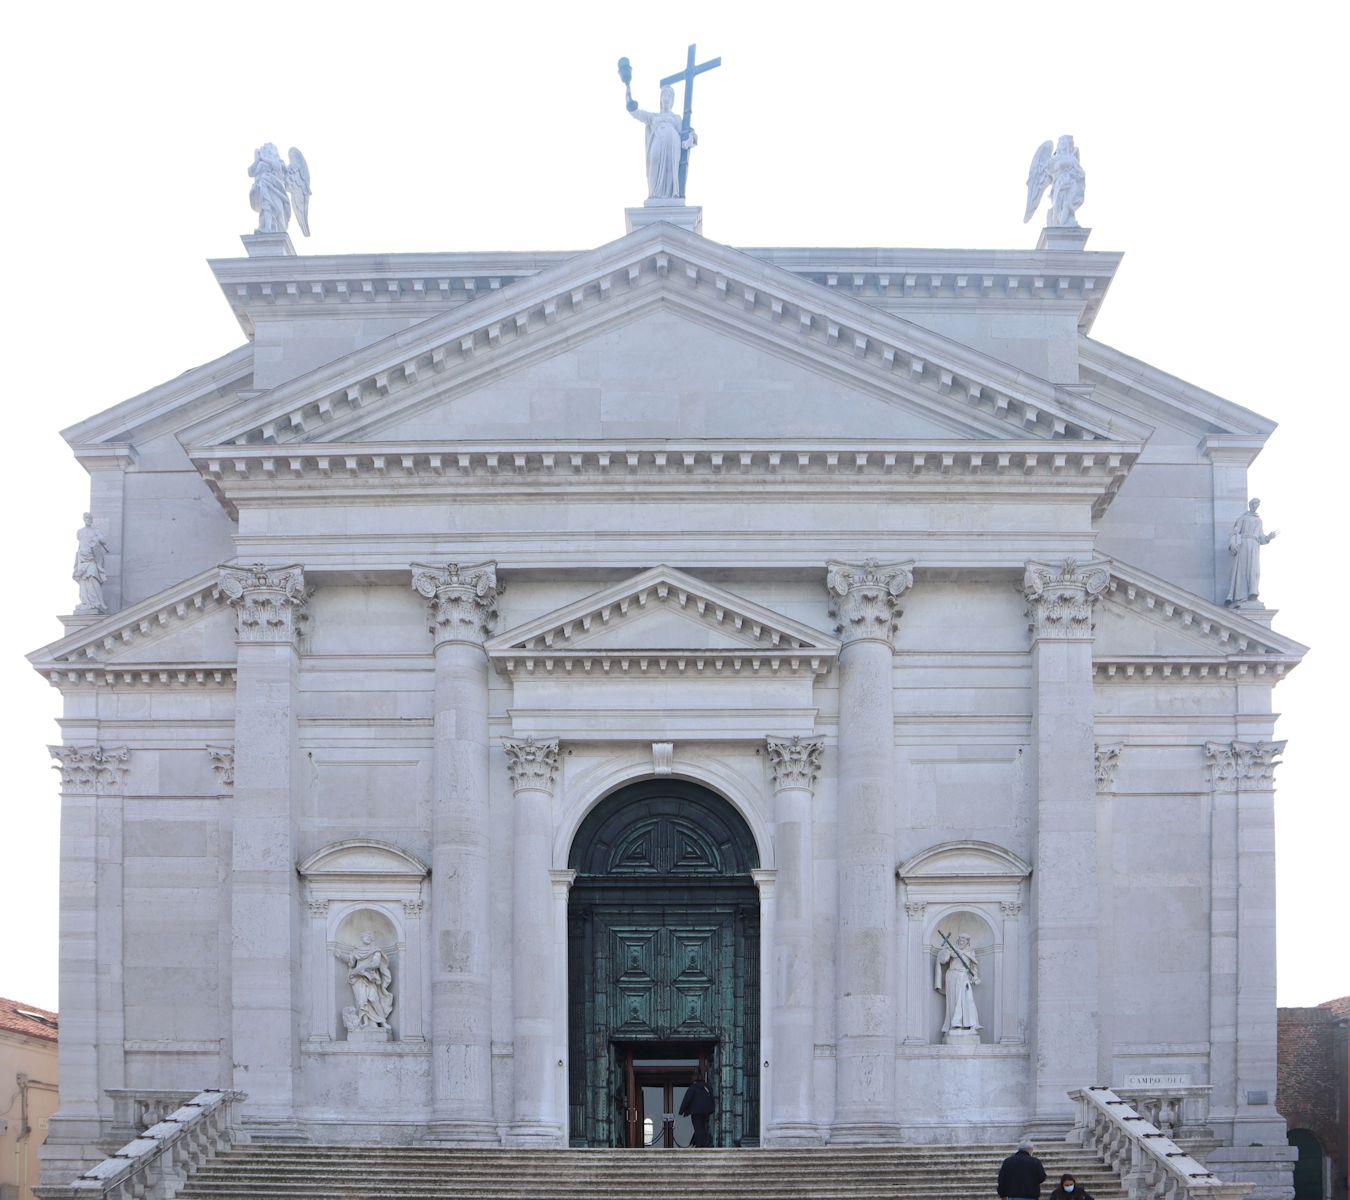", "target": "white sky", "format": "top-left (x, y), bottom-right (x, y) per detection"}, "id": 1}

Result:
top-left (0, 2), bottom-right (1342, 1014)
